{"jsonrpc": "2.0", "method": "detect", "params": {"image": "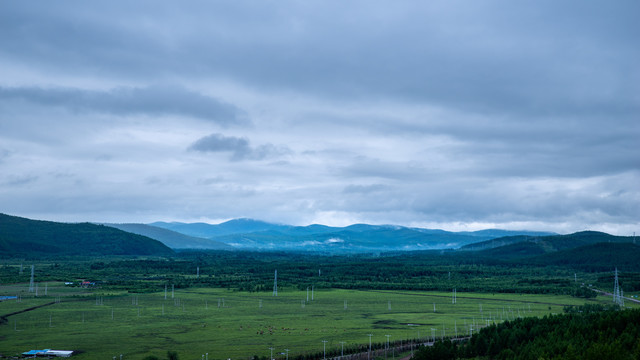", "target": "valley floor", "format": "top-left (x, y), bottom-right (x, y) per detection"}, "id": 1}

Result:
top-left (1, 284), bottom-right (633, 360)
